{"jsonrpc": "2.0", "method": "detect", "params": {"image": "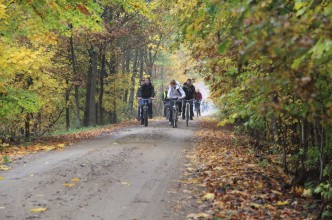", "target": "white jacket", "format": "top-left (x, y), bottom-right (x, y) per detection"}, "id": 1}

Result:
top-left (167, 81), bottom-right (186, 99)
